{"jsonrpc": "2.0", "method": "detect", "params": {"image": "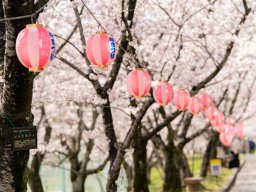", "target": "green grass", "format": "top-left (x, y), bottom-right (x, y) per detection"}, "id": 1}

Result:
top-left (149, 154), bottom-right (234, 192)
top-left (149, 167), bottom-right (164, 192)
